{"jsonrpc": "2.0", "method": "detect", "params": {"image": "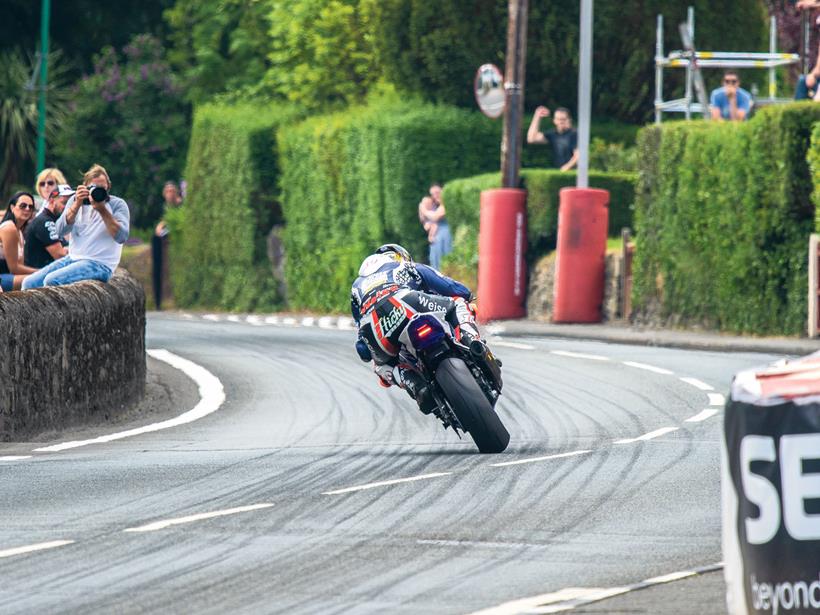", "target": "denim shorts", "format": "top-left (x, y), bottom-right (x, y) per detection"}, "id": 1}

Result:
top-left (0, 274), bottom-right (13, 292)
